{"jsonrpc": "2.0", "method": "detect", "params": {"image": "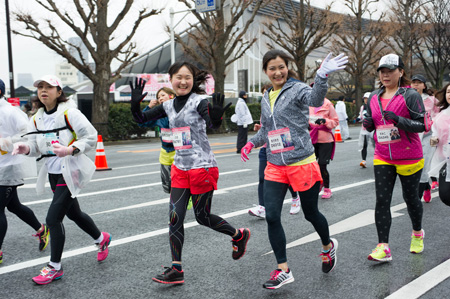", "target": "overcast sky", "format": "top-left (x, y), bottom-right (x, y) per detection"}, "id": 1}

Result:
top-left (0, 0), bottom-right (386, 91)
